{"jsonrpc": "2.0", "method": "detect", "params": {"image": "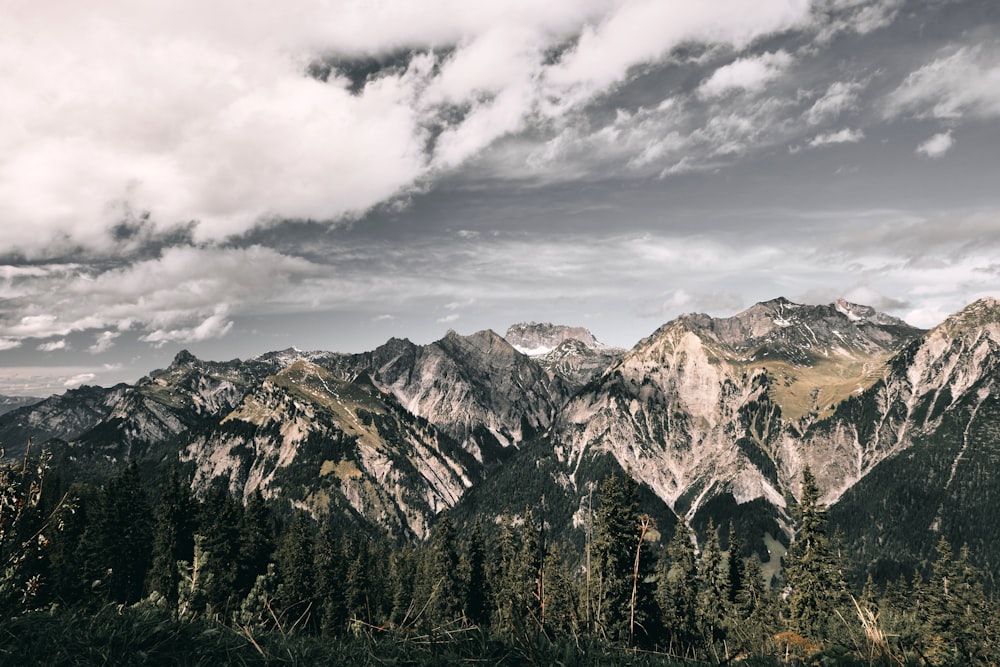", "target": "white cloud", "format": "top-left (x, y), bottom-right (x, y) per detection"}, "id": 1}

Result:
top-left (90, 331), bottom-right (122, 355)
top-left (37, 340), bottom-right (69, 352)
top-left (444, 299), bottom-right (476, 310)
top-left (916, 130), bottom-right (954, 159)
top-left (885, 46), bottom-right (1000, 121)
top-left (437, 313), bottom-right (460, 324)
top-left (0, 0), bottom-right (817, 257)
top-left (140, 306), bottom-right (234, 347)
top-left (808, 128), bottom-right (864, 147)
top-left (807, 80), bottom-right (863, 124)
top-left (663, 289), bottom-right (693, 310)
top-left (812, 0), bottom-right (905, 42)
top-left (0, 245), bottom-right (323, 345)
top-left (840, 286), bottom-right (907, 312)
top-left (698, 51), bottom-right (793, 98)
top-left (63, 373), bottom-right (97, 388)
top-left (0, 339), bottom-right (22, 351)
